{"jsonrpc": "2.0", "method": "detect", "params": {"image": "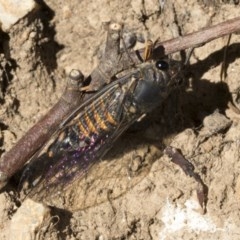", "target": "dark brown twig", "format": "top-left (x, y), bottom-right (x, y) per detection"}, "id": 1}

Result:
top-left (164, 146), bottom-right (208, 214)
top-left (151, 16), bottom-right (240, 57)
top-left (0, 70), bottom-right (84, 188)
